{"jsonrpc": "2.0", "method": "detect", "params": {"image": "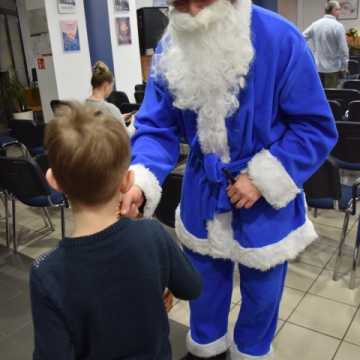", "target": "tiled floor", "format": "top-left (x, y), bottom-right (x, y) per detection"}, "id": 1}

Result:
top-left (1, 202), bottom-right (360, 359)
